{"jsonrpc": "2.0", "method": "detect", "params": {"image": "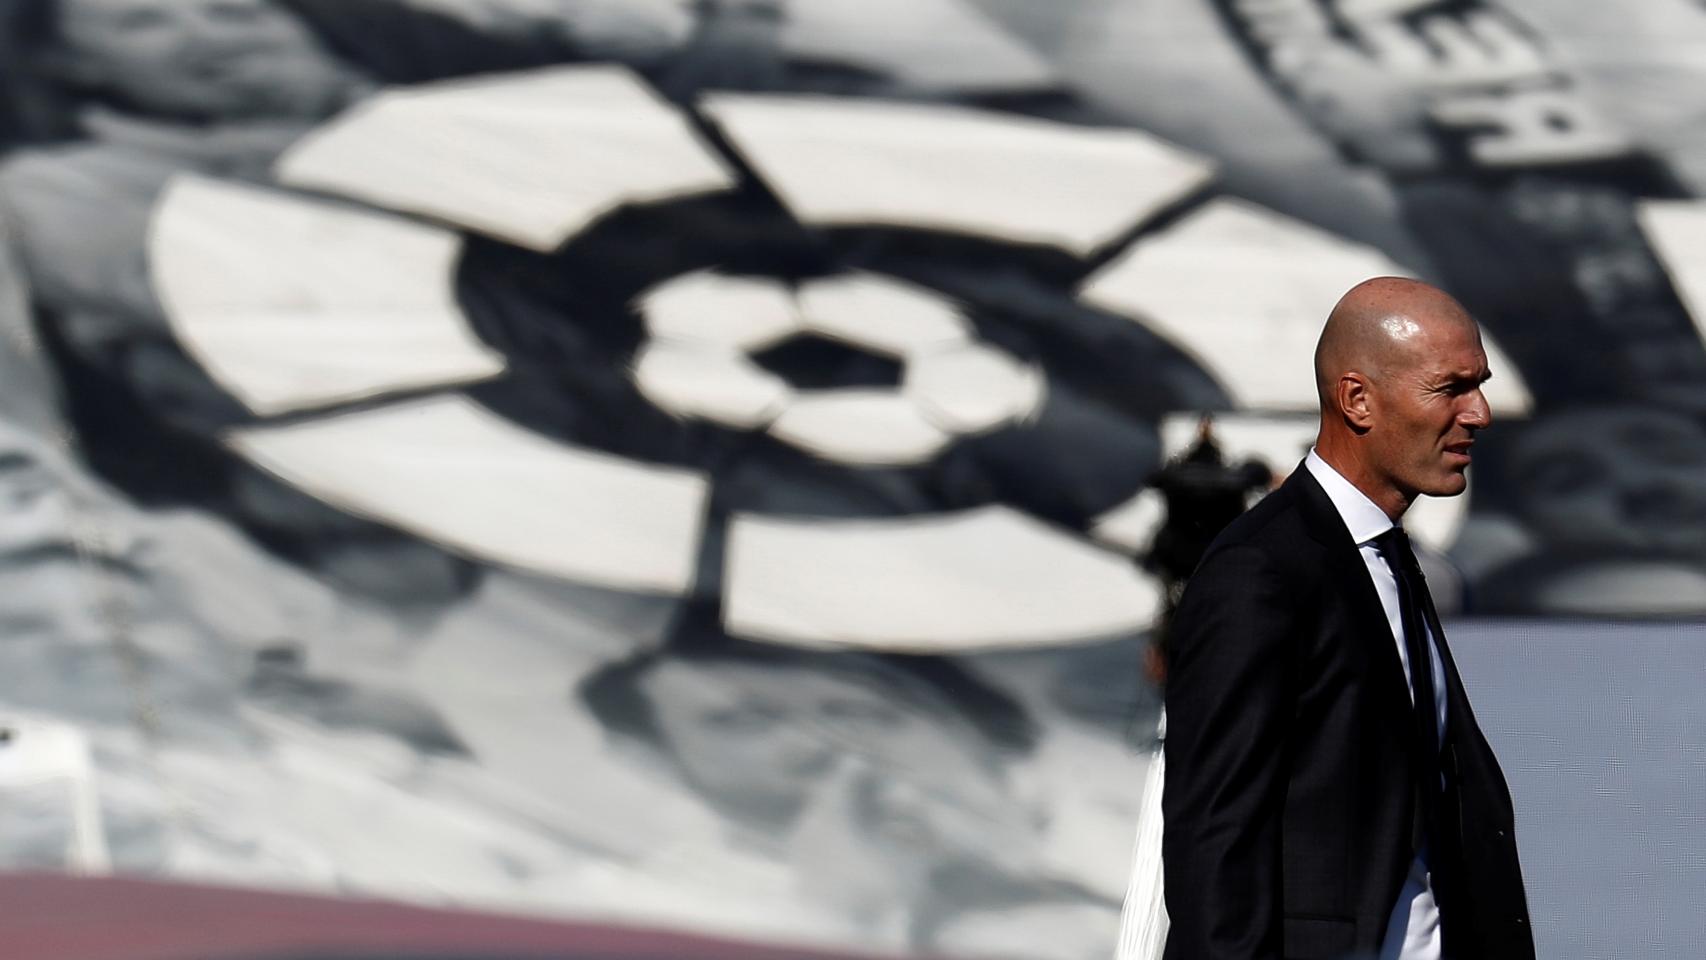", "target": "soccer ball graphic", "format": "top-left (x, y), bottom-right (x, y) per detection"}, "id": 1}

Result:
top-left (147, 65), bottom-right (1521, 650)
top-left (632, 269), bottom-right (1044, 466)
